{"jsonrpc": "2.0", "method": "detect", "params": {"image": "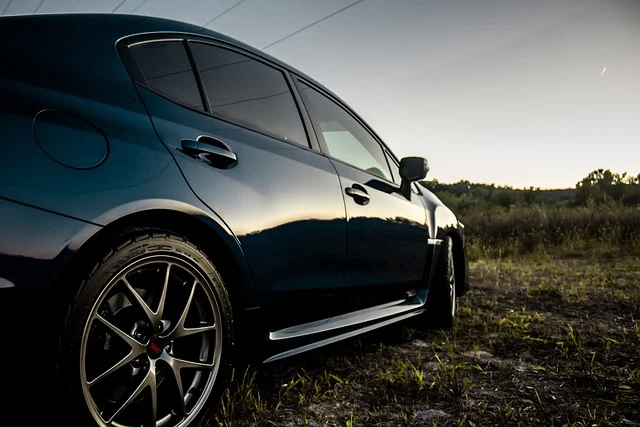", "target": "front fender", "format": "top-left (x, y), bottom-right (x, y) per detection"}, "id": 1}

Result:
top-left (419, 188), bottom-right (470, 295)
